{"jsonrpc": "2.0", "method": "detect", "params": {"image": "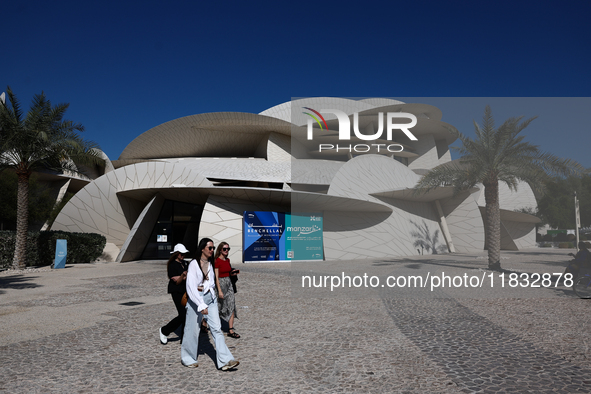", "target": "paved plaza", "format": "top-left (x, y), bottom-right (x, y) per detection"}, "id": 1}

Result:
top-left (1, 249), bottom-right (591, 393)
